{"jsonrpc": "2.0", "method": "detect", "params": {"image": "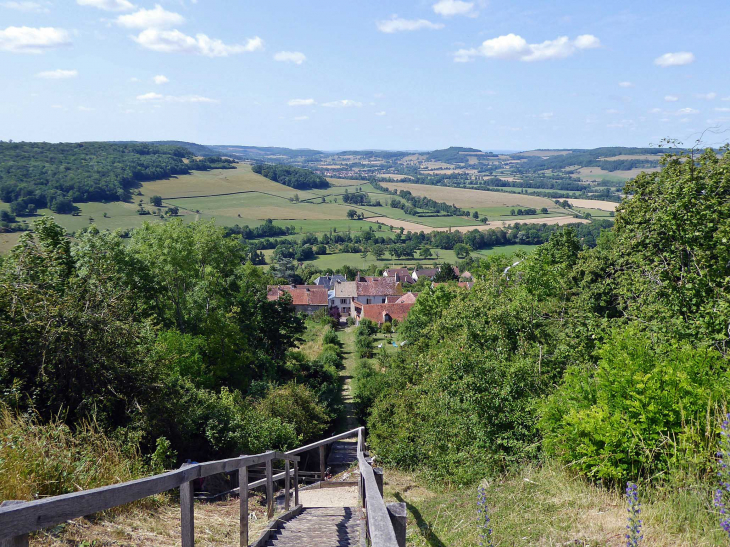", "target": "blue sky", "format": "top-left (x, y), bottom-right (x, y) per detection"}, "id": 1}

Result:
top-left (1, 0), bottom-right (728, 150)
